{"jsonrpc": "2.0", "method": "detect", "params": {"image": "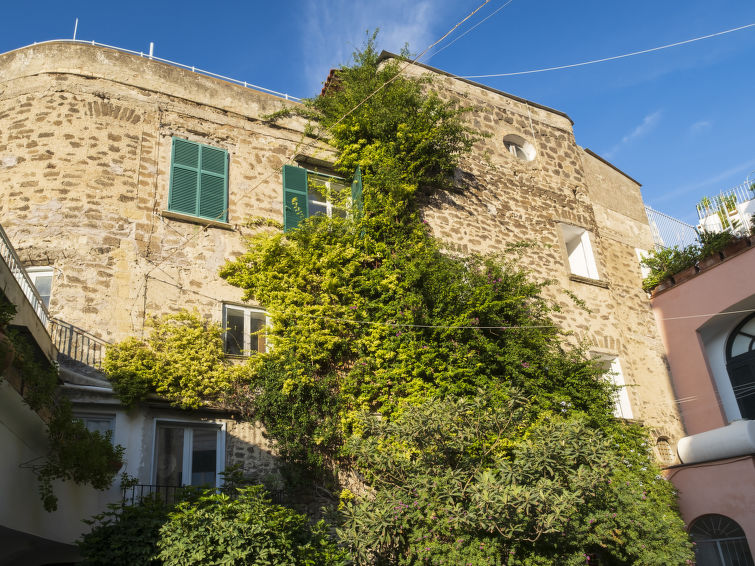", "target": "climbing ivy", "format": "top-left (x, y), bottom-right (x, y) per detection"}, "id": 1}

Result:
top-left (0, 297), bottom-right (123, 512)
top-left (103, 311), bottom-right (243, 409)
